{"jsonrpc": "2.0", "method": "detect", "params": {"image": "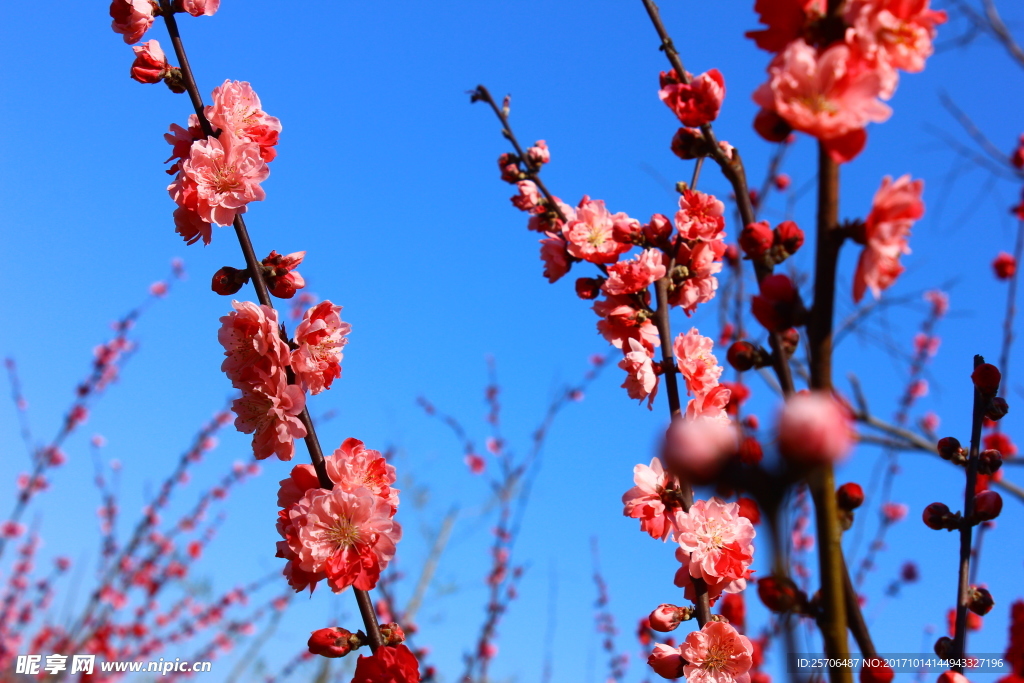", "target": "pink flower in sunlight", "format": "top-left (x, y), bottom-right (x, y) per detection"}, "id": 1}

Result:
top-left (325, 438), bottom-right (400, 511)
top-left (675, 190), bottom-right (726, 242)
top-left (180, 0), bottom-right (220, 17)
top-left (594, 294), bottom-right (662, 350)
top-left (675, 498), bottom-right (755, 585)
top-left (674, 328), bottom-right (723, 396)
top-left (659, 69), bottom-right (726, 128)
top-left (540, 232), bottom-right (572, 283)
top-left (619, 338), bottom-right (659, 410)
top-left (563, 197), bottom-right (633, 264)
top-left (622, 458), bottom-right (680, 541)
top-left (671, 240), bottom-right (726, 314)
top-left (206, 81), bottom-right (281, 162)
top-left (603, 249), bottom-right (667, 295)
top-left (232, 378), bottom-right (307, 461)
top-left (684, 384), bottom-right (732, 424)
top-left (777, 392), bottom-right (853, 465)
top-left (845, 0), bottom-right (947, 77)
top-left (291, 301), bottom-right (351, 395)
top-left (291, 486), bottom-right (401, 593)
top-left (130, 40), bottom-right (169, 84)
top-left (218, 300), bottom-right (290, 388)
top-left (681, 621), bottom-right (754, 683)
top-left (277, 464), bottom-right (322, 509)
top-left (110, 0), bottom-right (155, 44)
top-left (753, 40), bottom-right (890, 162)
top-left (176, 135), bottom-right (269, 226)
top-left (854, 175), bottom-right (924, 302)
